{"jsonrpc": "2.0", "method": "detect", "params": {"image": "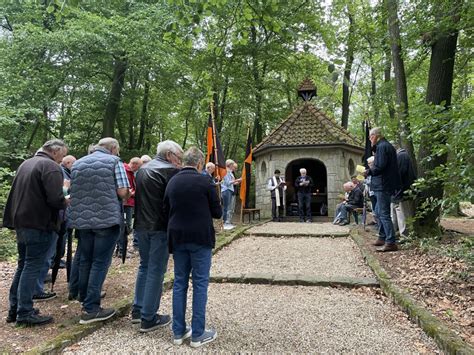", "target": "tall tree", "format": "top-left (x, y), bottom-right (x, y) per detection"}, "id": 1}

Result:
top-left (341, 8), bottom-right (355, 129)
top-left (385, 0), bottom-right (416, 164)
top-left (414, 0), bottom-right (462, 237)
